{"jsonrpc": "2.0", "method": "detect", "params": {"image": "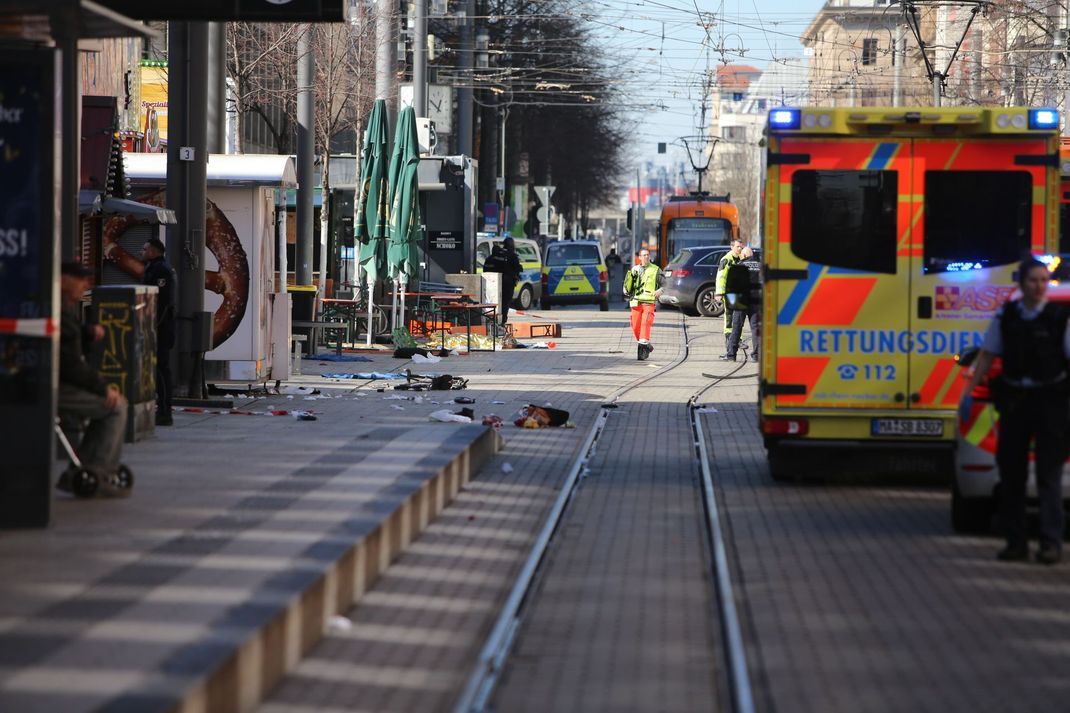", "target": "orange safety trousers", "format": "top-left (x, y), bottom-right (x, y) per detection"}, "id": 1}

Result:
top-left (630, 303), bottom-right (656, 341)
